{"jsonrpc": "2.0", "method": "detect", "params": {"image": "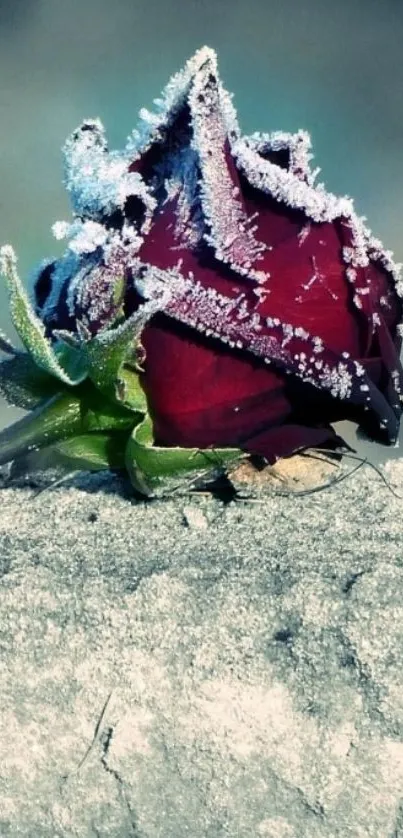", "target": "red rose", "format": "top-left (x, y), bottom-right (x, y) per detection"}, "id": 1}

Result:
top-left (35, 47), bottom-right (403, 463)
